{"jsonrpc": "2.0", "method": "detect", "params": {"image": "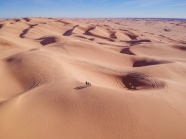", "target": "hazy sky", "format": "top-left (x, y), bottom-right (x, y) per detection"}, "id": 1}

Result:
top-left (0, 0), bottom-right (186, 18)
